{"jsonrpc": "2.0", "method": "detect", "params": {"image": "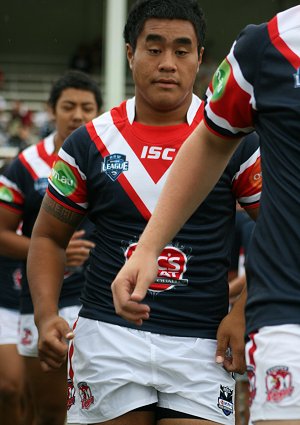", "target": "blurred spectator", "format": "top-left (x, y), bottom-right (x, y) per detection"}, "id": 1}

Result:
top-left (0, 97), bottom-right (8, 146)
